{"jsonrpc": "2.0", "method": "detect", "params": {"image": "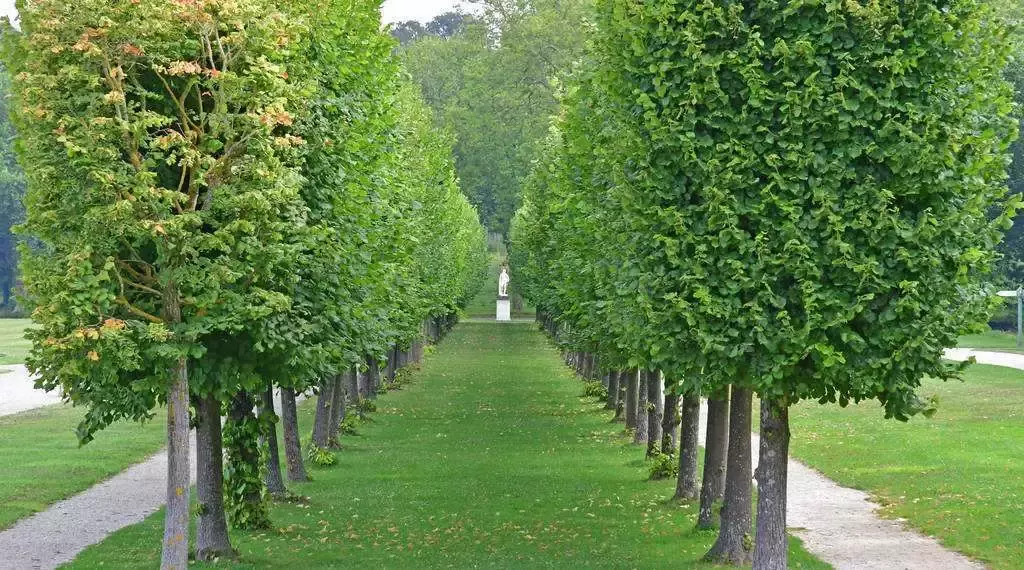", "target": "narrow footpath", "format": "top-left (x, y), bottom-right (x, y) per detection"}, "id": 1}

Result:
top-left (3, 323), bottom-right (1011, 568)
